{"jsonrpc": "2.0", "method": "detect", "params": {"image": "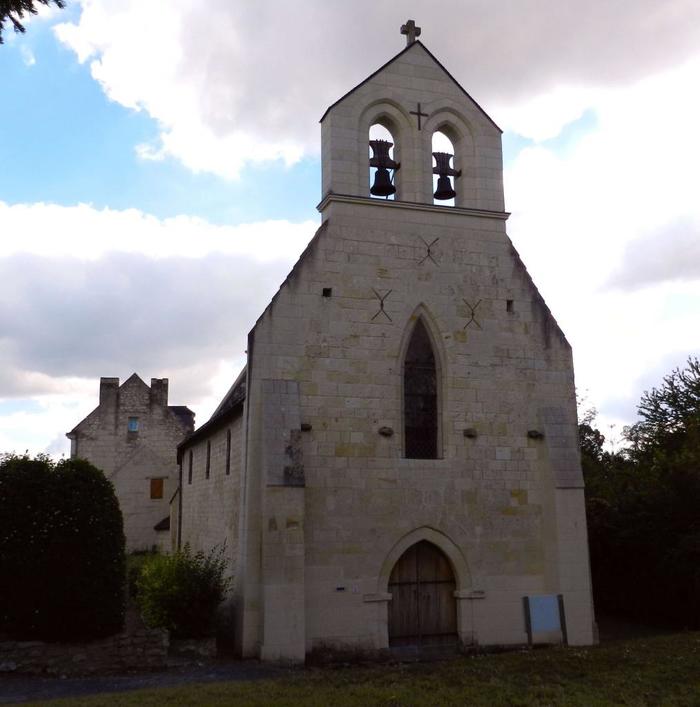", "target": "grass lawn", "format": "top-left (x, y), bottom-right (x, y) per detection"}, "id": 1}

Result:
top-left (36, 632), bottom-right (700, 706)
